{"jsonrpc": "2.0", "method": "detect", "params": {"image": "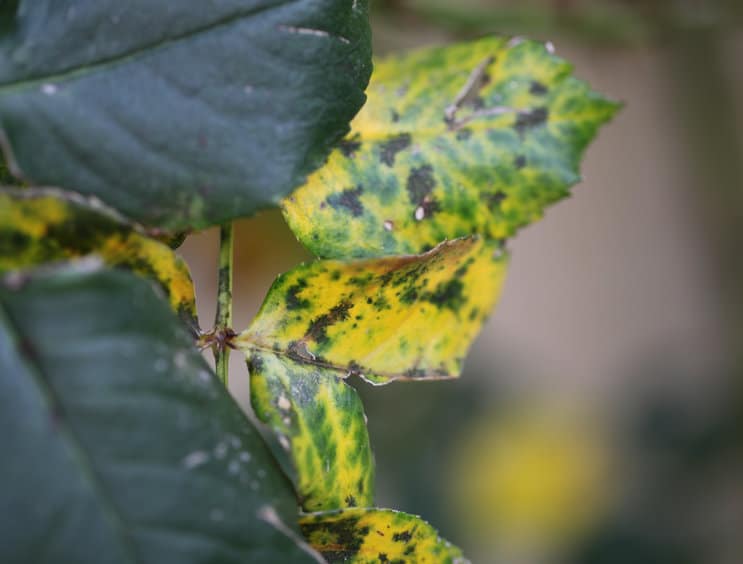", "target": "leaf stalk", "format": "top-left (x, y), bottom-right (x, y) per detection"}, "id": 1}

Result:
top-left (214, 222), bottom-right (234, 385)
